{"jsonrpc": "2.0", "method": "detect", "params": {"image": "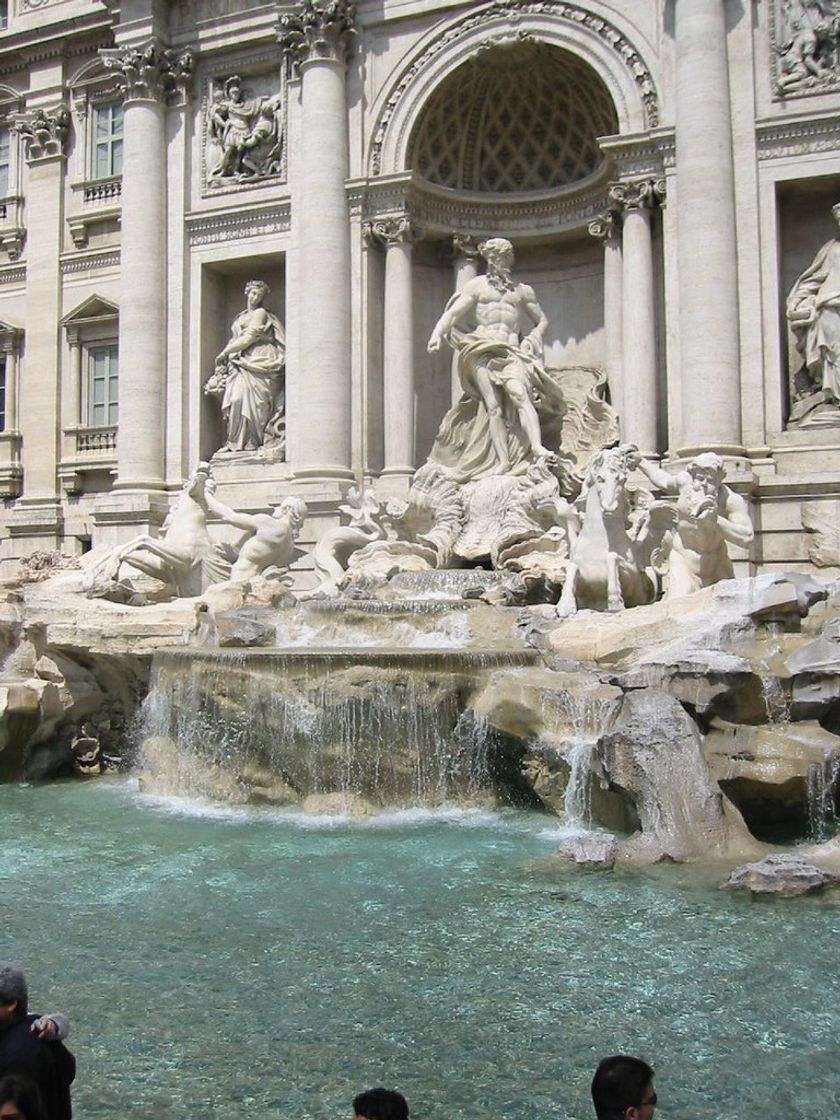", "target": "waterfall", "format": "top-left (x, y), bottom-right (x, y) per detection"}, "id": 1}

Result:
top-left (759, 622), bottom-right (791, 724)
top-left (808, 754), bottom-right (840, 842)
top-left (136, 649), bottom-right (533, 807)
top-left (545, 690), bottom-right (620, 828)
